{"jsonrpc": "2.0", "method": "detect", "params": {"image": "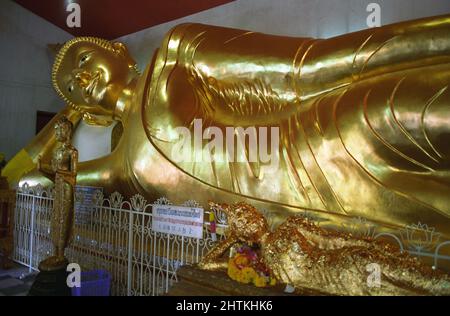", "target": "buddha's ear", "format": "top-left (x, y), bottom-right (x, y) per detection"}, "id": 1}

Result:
top-left (112, 42), bottom-right (132, 59)
top-left (112, 42), bottom-right (127, 54)
top-left (112, 42), bottom-right (137, 68)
